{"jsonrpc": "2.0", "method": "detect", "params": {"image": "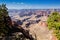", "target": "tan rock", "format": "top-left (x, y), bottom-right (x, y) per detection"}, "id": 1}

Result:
top-left (29, 21), bottom-right (51, 40)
